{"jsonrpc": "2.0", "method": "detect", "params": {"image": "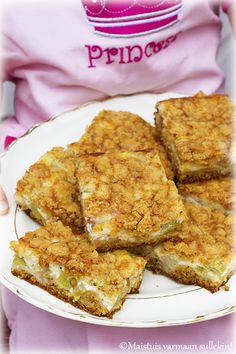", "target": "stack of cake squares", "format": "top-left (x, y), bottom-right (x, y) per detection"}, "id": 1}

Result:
top-left (149, 92), bottom-right (235, 292)
top-left (11, 93), bottom-right (235, 318)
